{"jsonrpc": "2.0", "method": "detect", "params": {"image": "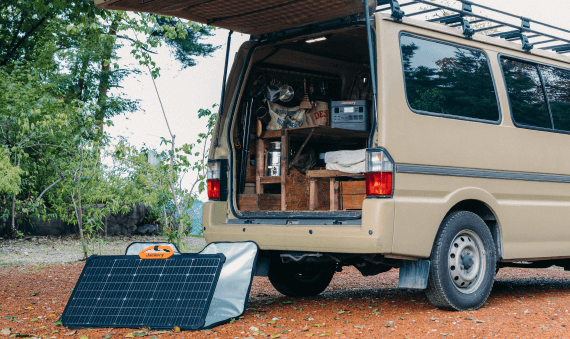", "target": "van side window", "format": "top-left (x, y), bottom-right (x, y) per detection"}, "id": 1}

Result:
top-left (499, 57), bottom-right (551, 129)
top-left (539, 65), bottom-right (570, 132)
top-left (400, 34), bottom-right (499, 122)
